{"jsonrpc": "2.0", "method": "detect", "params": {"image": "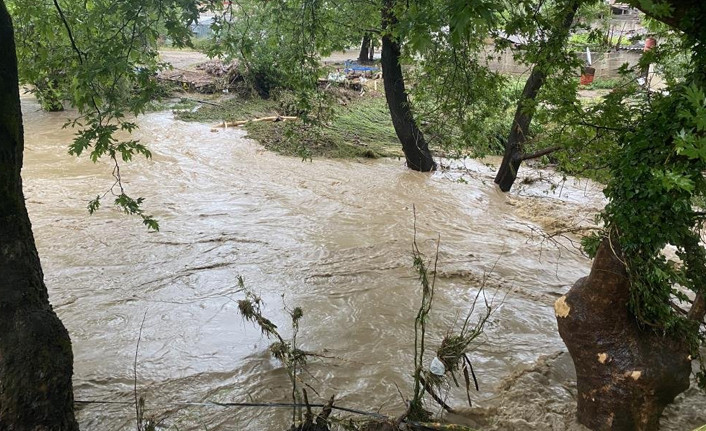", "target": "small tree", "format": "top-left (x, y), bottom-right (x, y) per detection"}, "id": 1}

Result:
top-left (494, 0), bottom-right (584, 192)
top-left (380, 0), bottom-right (436, 172)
